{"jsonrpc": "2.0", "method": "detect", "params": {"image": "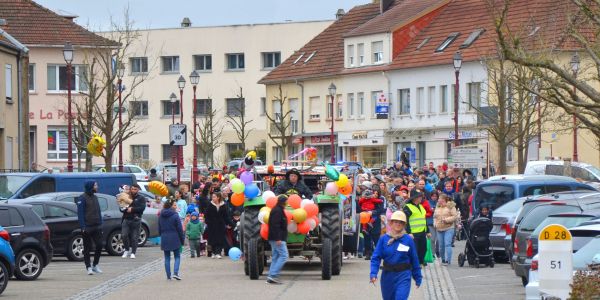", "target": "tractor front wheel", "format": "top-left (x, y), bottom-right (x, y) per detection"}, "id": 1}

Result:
top-left (321, 205), bottom-right (342, 276)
